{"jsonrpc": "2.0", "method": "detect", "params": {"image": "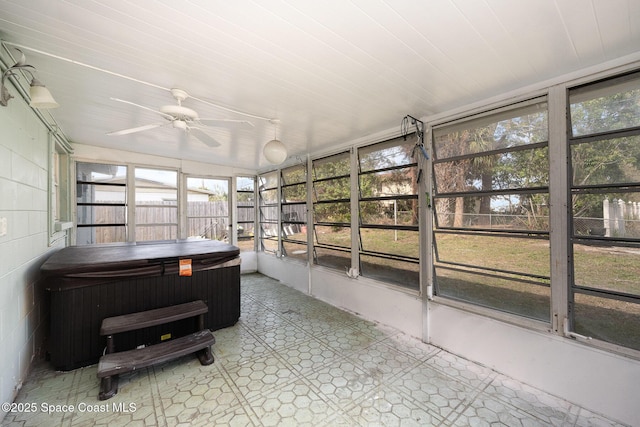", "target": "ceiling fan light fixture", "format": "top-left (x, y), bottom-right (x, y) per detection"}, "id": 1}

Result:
top-left (263, 138), bottom-right (287, 164)
top-left (172, 119), bottom-right (188, 130)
